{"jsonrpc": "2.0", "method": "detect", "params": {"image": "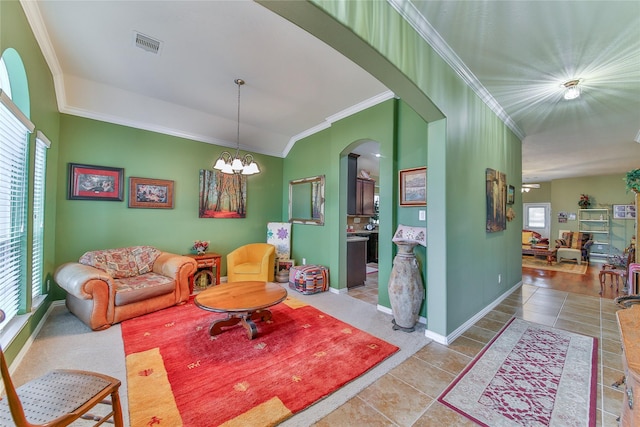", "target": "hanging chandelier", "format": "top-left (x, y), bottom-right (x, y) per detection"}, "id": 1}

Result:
top-left (213, 78), bottom-right (260, 175)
